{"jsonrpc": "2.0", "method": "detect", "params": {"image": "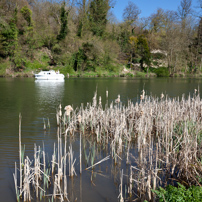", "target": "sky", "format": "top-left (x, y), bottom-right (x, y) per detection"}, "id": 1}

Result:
top-left (112, 0), bottom-right (200, 21)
